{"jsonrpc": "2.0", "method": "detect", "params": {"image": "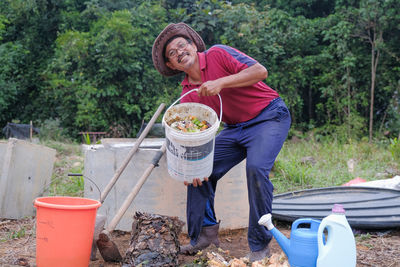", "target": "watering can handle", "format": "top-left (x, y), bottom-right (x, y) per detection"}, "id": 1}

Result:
top-left (292, 218), bottom-right (321, 231)
top-left (165, 88), bottom-right (223, 124)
